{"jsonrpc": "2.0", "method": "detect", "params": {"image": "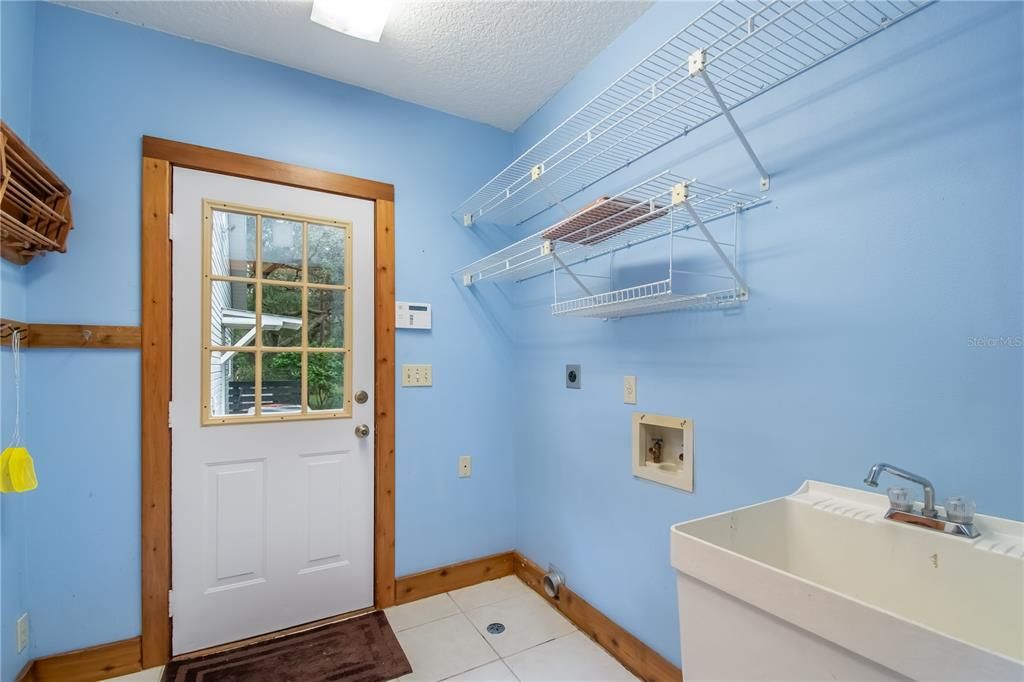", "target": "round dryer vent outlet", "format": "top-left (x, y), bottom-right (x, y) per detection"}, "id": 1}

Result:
top-left (543, 570), bottom-right (565, 599)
